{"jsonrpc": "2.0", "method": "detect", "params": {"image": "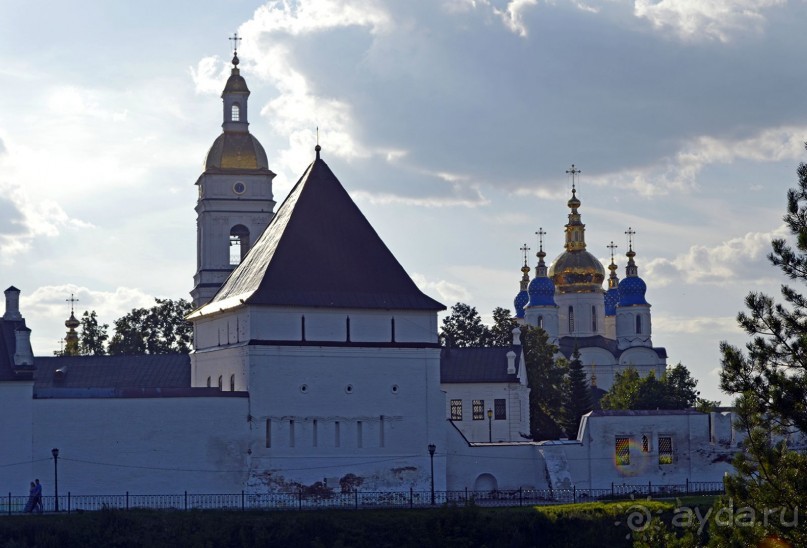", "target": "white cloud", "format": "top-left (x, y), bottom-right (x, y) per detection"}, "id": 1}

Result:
top-left (190, 56), bottom-right (229, 95)
top-left (644, 225), bottom-right (788, 286)
top-left (653, 314), bottom-right (740, 335)
top-left (245, 0), bottom-right (391, 36)
top-left (589, 125), bottom-right (807, 197)
top-left (633, 0), bottom-right (786, 42)
top-left (411, 273), bottom-right (470, 304)
top-left (494, 0), bottom-right (539, 37)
